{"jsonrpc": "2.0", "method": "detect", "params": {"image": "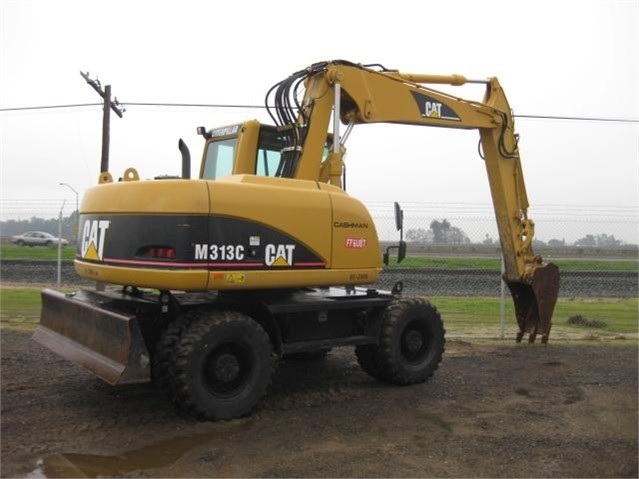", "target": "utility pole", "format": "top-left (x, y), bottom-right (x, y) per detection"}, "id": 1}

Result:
top-left (80, 73), bottom-right (124, 292)
top-left (80, 72), bottom-right (125, 174)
